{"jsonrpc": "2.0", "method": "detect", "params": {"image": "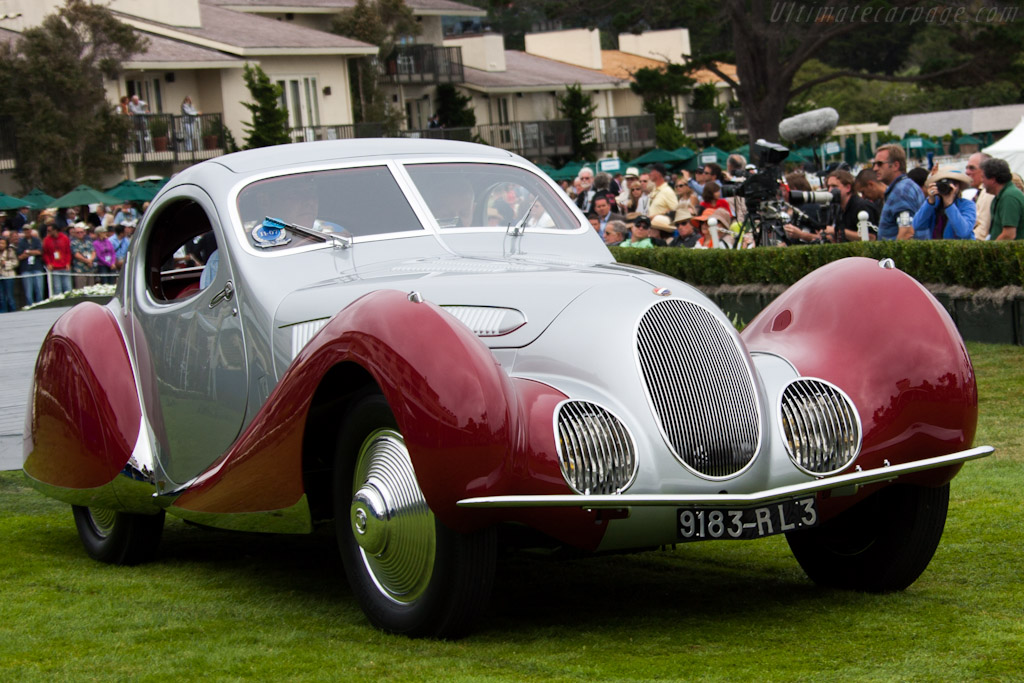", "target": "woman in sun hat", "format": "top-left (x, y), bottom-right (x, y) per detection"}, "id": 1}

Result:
top-left (912, 169), bottom-right (976, 240)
